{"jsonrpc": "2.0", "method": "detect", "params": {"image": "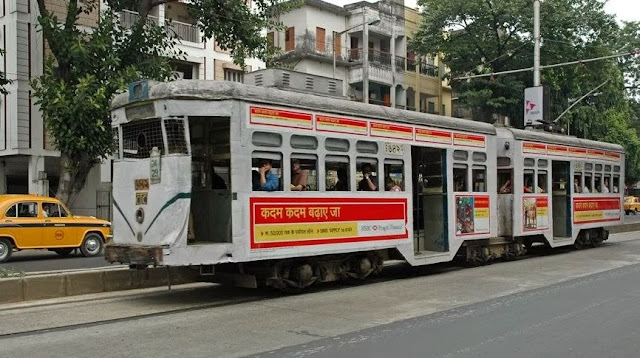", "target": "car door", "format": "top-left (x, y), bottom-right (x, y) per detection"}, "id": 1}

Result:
top-left (3, 202), bottom-right (42, 248)
top-left (41, 202), bottom-right (78, 247)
